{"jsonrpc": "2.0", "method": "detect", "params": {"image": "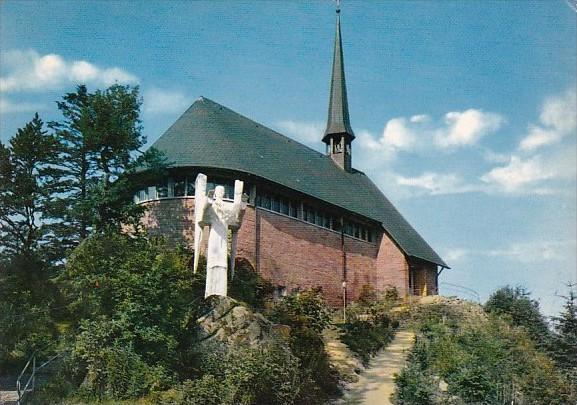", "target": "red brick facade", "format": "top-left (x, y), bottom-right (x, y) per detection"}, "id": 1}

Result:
top-left (140, 197), bottom-right (437, 306)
